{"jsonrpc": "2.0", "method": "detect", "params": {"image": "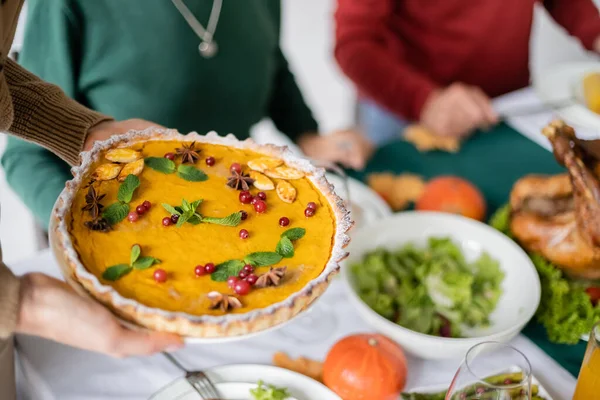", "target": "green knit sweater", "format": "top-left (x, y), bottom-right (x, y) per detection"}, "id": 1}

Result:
top-left (2, 0), bottom-right (318, 228)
